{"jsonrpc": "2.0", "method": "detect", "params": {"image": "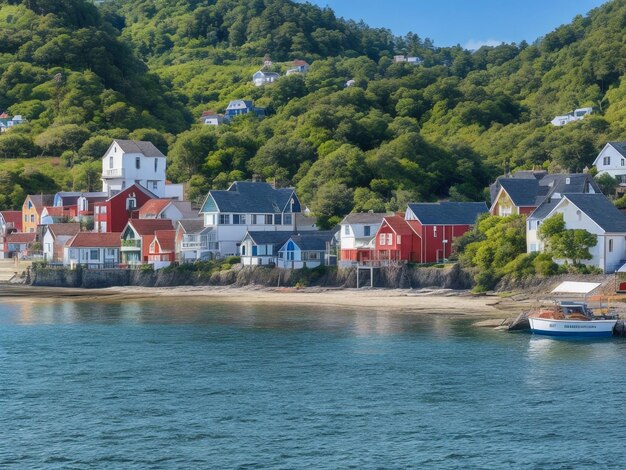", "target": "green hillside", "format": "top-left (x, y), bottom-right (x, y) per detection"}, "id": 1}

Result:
top-left (1, 0), bottom-right (626, 224)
